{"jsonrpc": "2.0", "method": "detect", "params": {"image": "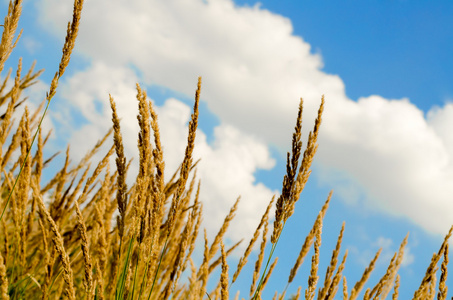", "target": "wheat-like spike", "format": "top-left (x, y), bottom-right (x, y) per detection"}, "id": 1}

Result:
top-left (208, 197), bottom-right (240, 261)
top-left (369, 253), bottom-right (396, 299)
top-left (288, 215), bottom-right (317, 284)
top-left (33, 180), bottom-right (76, 300)
top-left (27, 124), bottom-right (40, 235)
top-left (163, 166), bottom-right (180, 198)
top-left (220, 241), bottom-right (229, 300)
top-left (342, 277), bottom-right (348, 300)
top-left (167, 77), bottom-right (201, 238)
top-left (233, 290), bottom-right (240, 300)
top-left (60, 176), bottom-right (80, 214)
top-left (287, 95), bottom-right (324, 220)
top-left (0, 68), bottom-right (12, 102)
top-left (134, 84), bottom-right (152, 232)
top-left (28, 100), bottom-right (45, 138)
top-left (232, 196), bottom-right (274, 284)
top-left (349, 248), bottom-right (381, 300)
top-left (2, 171), bottom-right (14, 221)
top-left (171, 285), bottom-right (185, 300)
top-left (305, 216), bottom-right (322, 300)
top-left (0, 0), bottom-right (23, 74)
top-left (1, 92), bottom-right (27, 170)
top-left (414, 225), bottom-right (453, 299)
top-left (207, 281), bottom-right (221, 300)
top-left (271, 98), bottom-right (303, 244)
top-left (1, 220), bottom-right (8, 262)
top-left (46, 0), bottom-right (84, 102)
top-left (79, 145), bottom-right (115, 205)
top-left (363, 288), bottom-right (371, 300)
top-left (75, 200), bottom-right (93, 299)
top-left (55, 278), bottom-right (66, 300)
top-left (380, 233), bottom-right (408, 299)
top-left (392, 274), bottom-right (400, 300)
top-left (18, 107), bottom-right (31, 267)
top-left (326, 250), bottom-right (348, 300)
top-left (272, 291), bottom-right (278, 300)
top-left (416, 253), bottom-right (437, 299)
top-left (0, 250), bottom-right (8, 300)
top-left (166, 173), bottom-right (197, 246)
top-left (161, 204), bottom-right (198, 299)
top-left (250, 212), bottom-right (269, 298)
top-left (198, 229), bottom-right (210, 299)
top-left (109, 95), bottom-right (128, 245)
top-left (74, 128), bottom-right (112, 176)
top-left (136, 83), bottom-right (151, 179)
top-left (93, 260), bottom-right (105, 300)
top-left (0, 119), bottom-right (21, 171)
top-left (288, 192), bottom-right (331, 286)
top-left (319, 222), bottom-right (345, 300)
top-left (199, 198), bottom-right (240, 284)
top-left (428, 270), bottom-right (437, 299)
top-left (106, 230), bottom-right (120, 298)
top-left (37, 217), bottom-right (51, 300)
top-left (148, 93), bottom-right (166, 247)
top-left (45, 146), bottom-right (70, 222)
top-left (437, 242), bottom-right (448, 300)
top-left (294, 286), bottom-right (302, 300)
top-left (208, 240), bottom-right (242, 275)
top-left (185, 258), bottom-right (198, 298)
top-left (0, 58), bottom-right (21, 170)
top-left (181, 183), bottom-right (202, 272)
top-left (158, 181), bottom-right (197, 281)
top-left (41, 128), bottom-right (52, 148)
top-left (174, 202), bottom-right (202, 292)
top-left (9, 117), bottom-right (23, 252)
top-left (33, 126), bottom-right (43, 183)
